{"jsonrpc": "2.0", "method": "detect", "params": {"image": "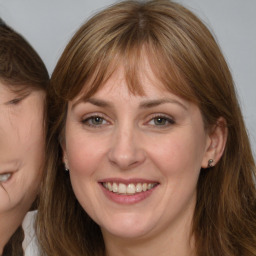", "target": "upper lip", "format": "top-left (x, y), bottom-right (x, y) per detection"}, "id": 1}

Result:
top-left (0, 171), bottom-right (14, 176)
top-left (0, 169), bottom-right (17, 175)
top-left (0, 169), bottom-right (19, 179)
top-left (0, 161), bottom-right (20, 175)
